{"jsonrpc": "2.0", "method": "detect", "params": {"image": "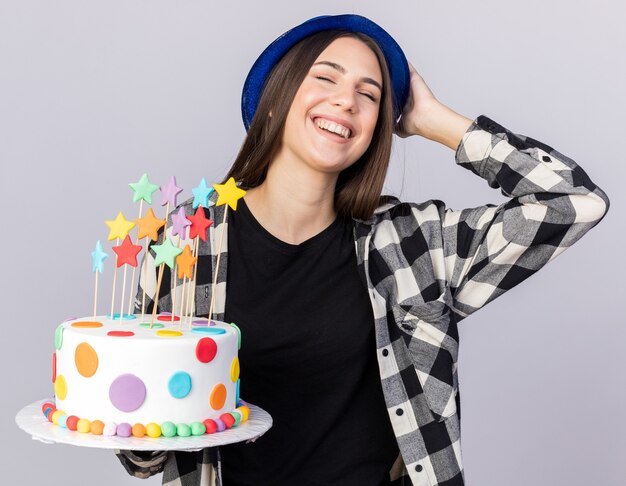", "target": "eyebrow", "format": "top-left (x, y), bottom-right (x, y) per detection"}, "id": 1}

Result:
top-left (312, 61), bottom-right (382, 91)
